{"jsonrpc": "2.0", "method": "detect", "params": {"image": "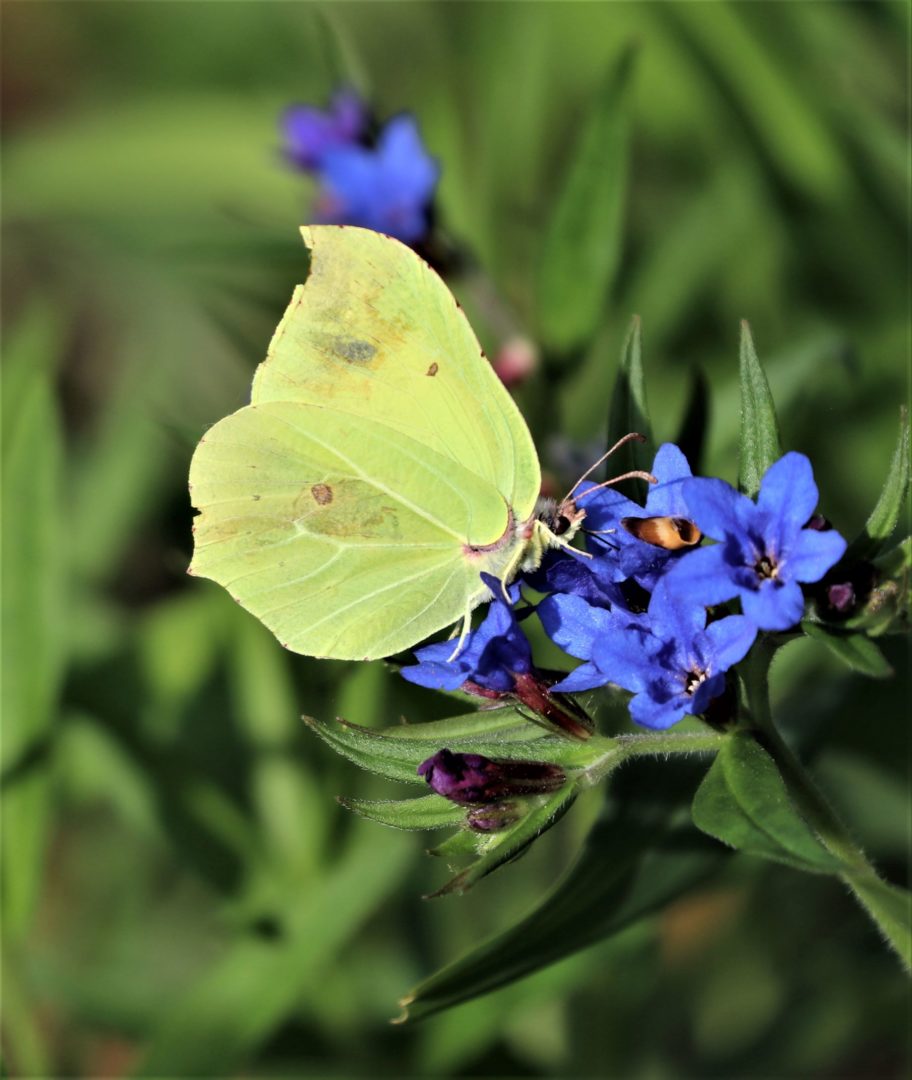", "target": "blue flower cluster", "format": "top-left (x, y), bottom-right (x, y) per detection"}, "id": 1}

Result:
top-left (282, 90), bottom-right (439, 245)
top-left (404, 448), bottom-right (847, 731)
